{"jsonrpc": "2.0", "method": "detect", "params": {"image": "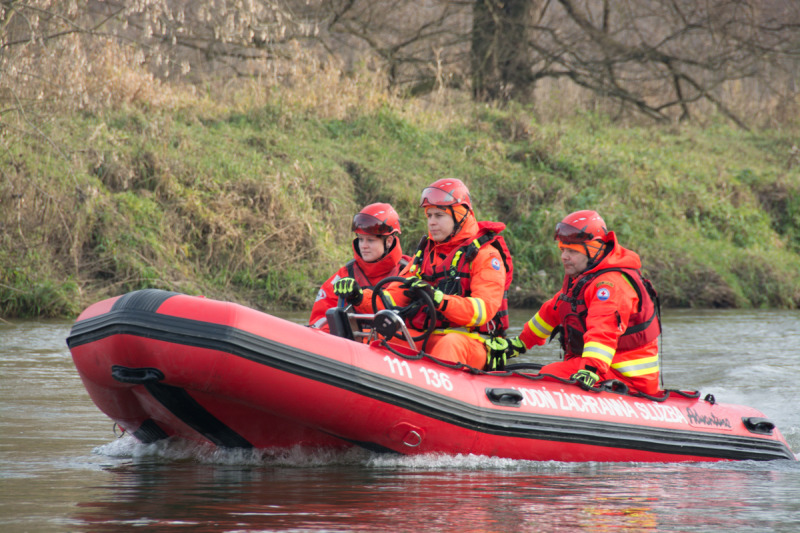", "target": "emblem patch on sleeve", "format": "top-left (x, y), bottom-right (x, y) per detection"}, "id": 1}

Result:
top-left (491, 258), bottom-right (501, 271)
top-left (596, 287), bottom-right (611, 301)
